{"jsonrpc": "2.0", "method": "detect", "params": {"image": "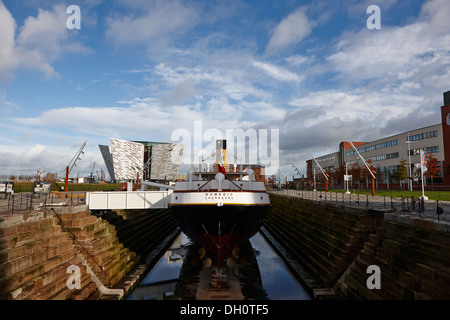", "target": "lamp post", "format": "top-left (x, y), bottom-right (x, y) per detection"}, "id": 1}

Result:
top-left (419, 149), bottom-right (428, 200)
top-left (406, 132), bottom-right (416, 192)
top-left (313, 168), bottom-right (316, 192)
